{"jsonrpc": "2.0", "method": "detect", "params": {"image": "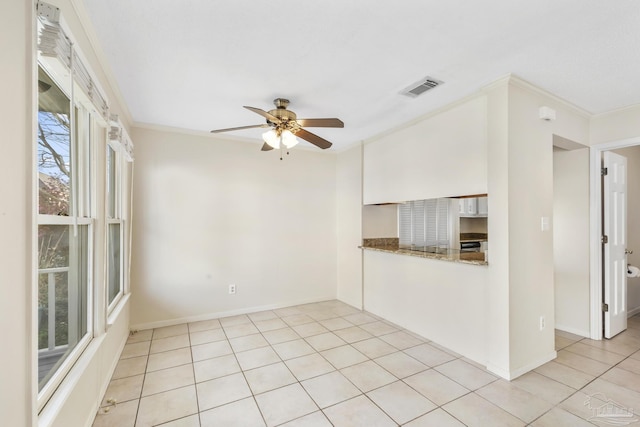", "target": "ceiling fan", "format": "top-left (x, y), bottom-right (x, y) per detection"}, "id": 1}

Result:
top-left (210, 98), bottom-right (344, 155)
